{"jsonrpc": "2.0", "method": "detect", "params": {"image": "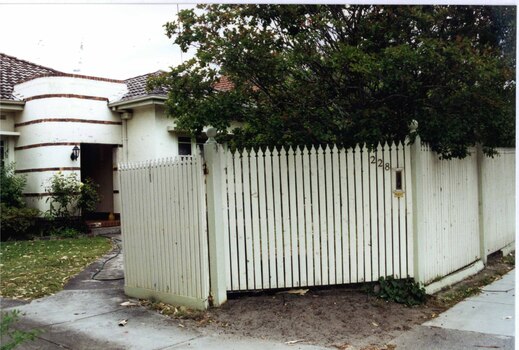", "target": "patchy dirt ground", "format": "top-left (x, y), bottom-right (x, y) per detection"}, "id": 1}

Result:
top-left (143, 252), bottom-right (514, 350)
top-left (203, 286), bottom-right (438, 349)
